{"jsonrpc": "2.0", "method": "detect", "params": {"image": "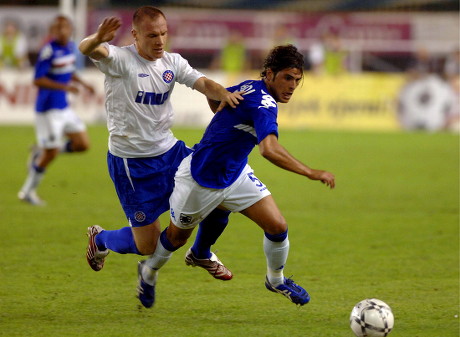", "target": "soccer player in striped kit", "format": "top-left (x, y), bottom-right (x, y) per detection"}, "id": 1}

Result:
top-left (18, 15), bottom-right (94, 205)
